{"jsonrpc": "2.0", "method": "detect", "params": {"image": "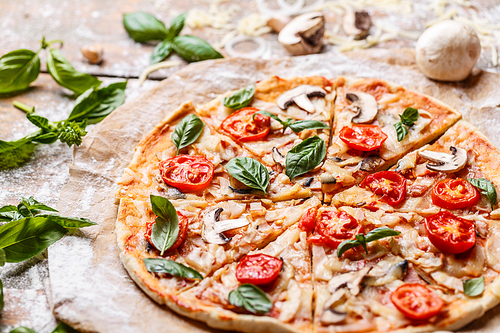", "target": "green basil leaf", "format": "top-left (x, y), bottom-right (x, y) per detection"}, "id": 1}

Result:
top-left (0, 49), bottom-right (40, 94)
top-left (150, 40), bottom-right (172, 65)
top-left (399, 107), bottom-right (419, 126)
top-left (288, 120), bottom-right (330, 133)
top-left (166, 13), bottom-right (187, 40)
top-left (285, 136), bottom-right (326, 180)
top-left (0, 211), bottom-right (24, 222)
top-left (0, 216), bottom-right (67, 263)
top-left (10, 328), bottom-right (37, 333)
top-left (0, 138), bottom-right (37, 170)
top-left (123, 12), bottom-right (168, 43)
top-left (0, 278), bottom-right (3, 313)
top-left (468, 178), bottom-right (497, 208)
top-left (26, 113), bottom-right (51, 131)
top-left (32, 132), bottom-right (59, 145)
top-left (225, 157), bottom-right (270, 193)
top-left (172, 36), bottom-right (223, 62)
top-left (355, 233), bottom-right (367, 253)
top-left (394, 122), bottom-right (408, 142)
top-left (0, 248), bottom-right (6, 267)
top-left (223, 85), bottom-right (255, 110)
top-left (463, 276), bottom-right (484, 297)
top-left (364, 227), bottom-right (401, 243)
top-left (47, 48), bottom-right (102, 95)
top-left (143, 258), bottom-right (203, 280)
top-left (336, 239), bottom-right (361, 258)
top-left (51, 322), bottom-right (80, 333)
top-left (228, 284), bottom-right (272, 314)
top-left (171, 114), bottom-right (204, 155)
top-left (37, 214), bottom-right (97, 229)
top-left (20, 196), bottom-right (58, 212)
top-left (67, 81), bottom-right (127, 124)
top-left (150, 195), bottom-right (179, 255)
